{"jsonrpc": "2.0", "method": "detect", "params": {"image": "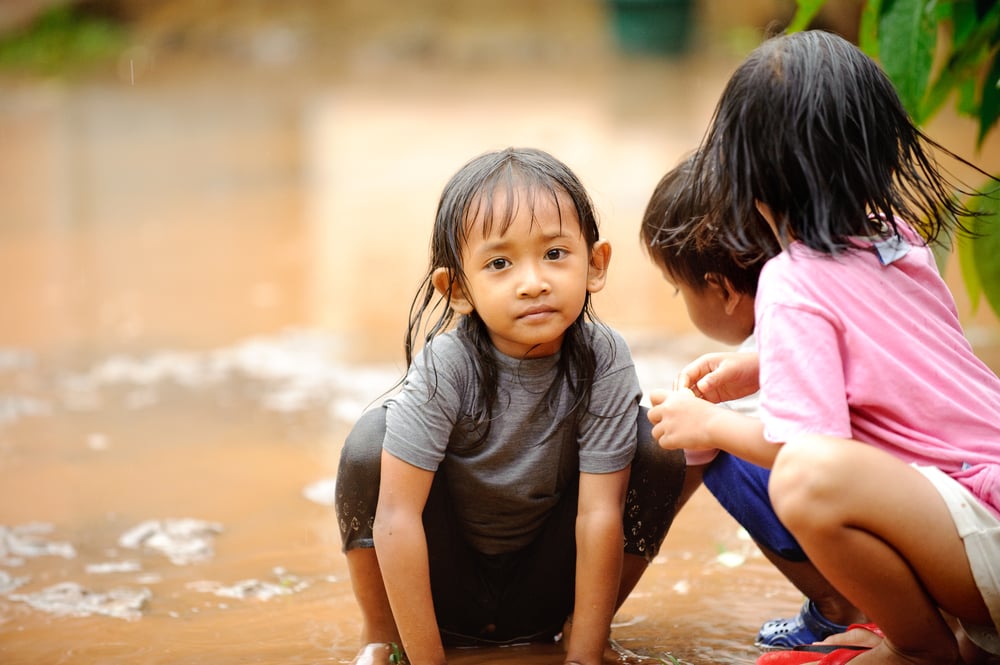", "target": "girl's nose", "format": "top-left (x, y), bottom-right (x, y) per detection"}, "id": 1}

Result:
top-left (517, 265), bottom-right (551, 297)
